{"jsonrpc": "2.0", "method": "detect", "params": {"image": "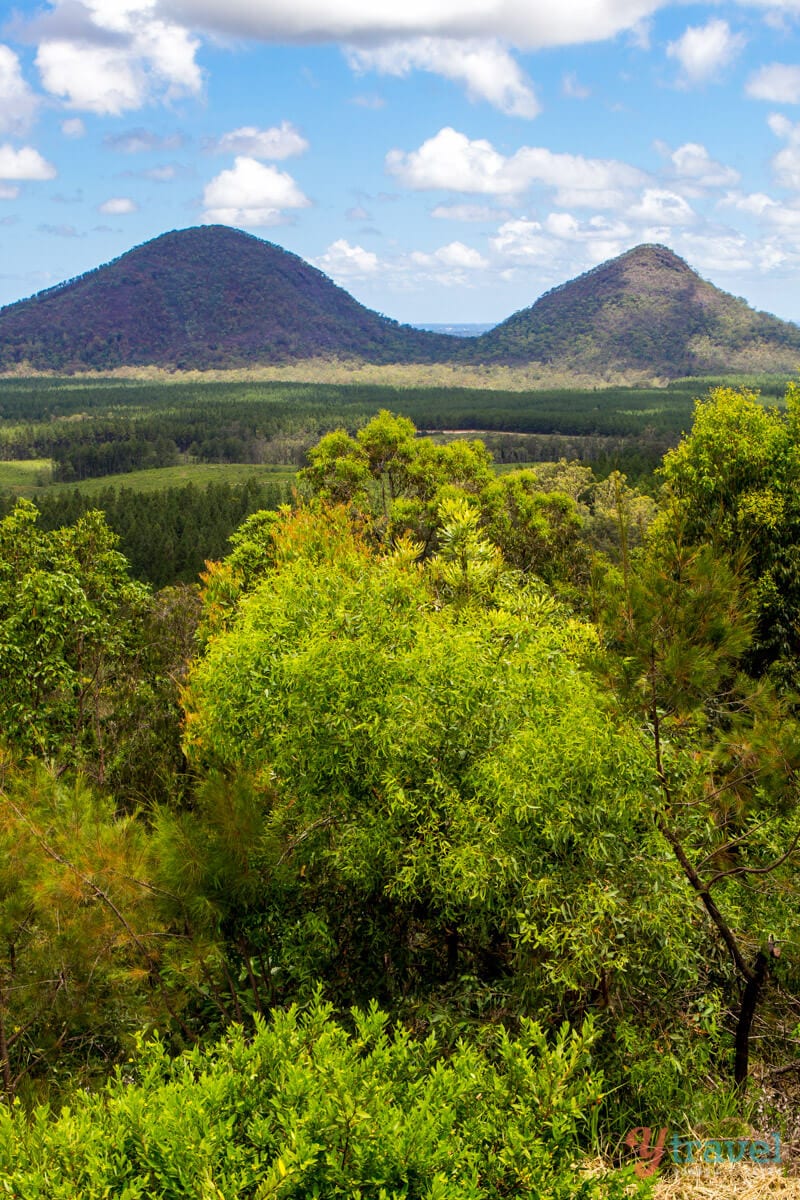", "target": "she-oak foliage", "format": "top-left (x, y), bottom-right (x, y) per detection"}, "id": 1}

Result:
top-left (184, 501), bottom-right (689, 1018)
